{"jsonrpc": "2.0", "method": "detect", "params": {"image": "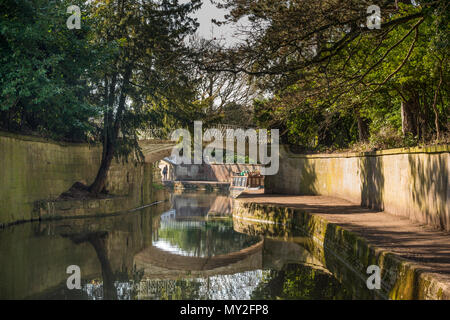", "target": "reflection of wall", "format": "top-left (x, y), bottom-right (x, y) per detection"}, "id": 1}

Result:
top-left (266, 145), bottom-right (449, 231)
top-left (209, 196), bottom-right (233, 215)
top-left (0, 202), bottom-right (171, 299)
top-left (0, 222), bottom-right (100, 300)
top-left (0, 132), bottom-right (168, 226)
top-left (171, 193), bottom-right (232, 217)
